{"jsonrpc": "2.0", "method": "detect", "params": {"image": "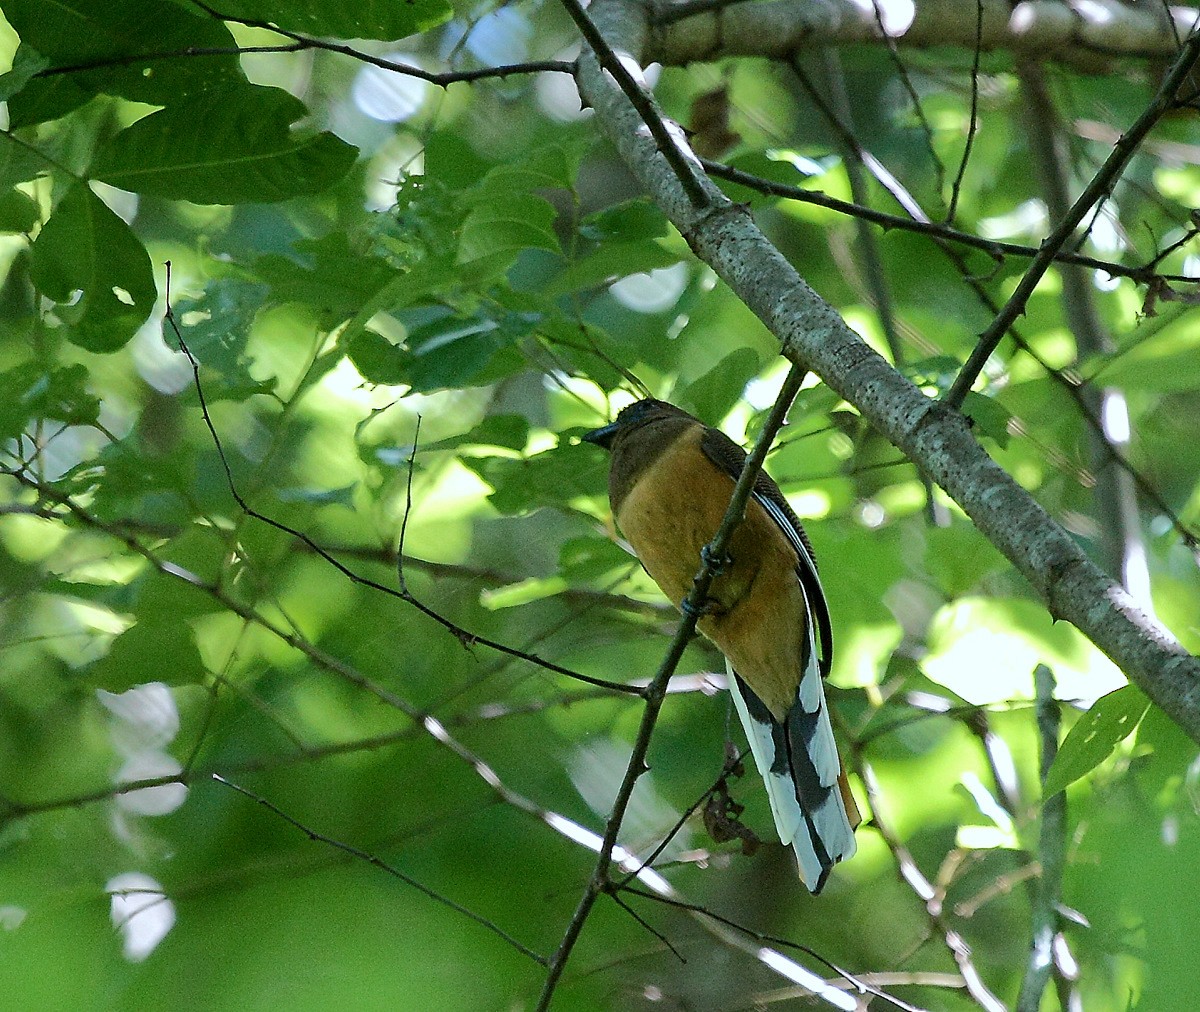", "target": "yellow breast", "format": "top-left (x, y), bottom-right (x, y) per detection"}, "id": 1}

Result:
top-left (613, 425), bottom-right (807, 719)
